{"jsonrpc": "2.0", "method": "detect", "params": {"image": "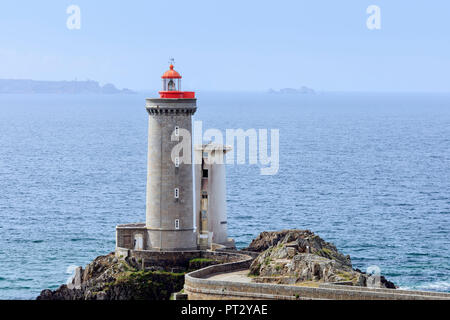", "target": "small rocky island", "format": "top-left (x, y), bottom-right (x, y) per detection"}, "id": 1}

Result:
top-left (245, 230), bottom-right (395, 288)
top-left (37, 230), bottom-right (395, 300)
